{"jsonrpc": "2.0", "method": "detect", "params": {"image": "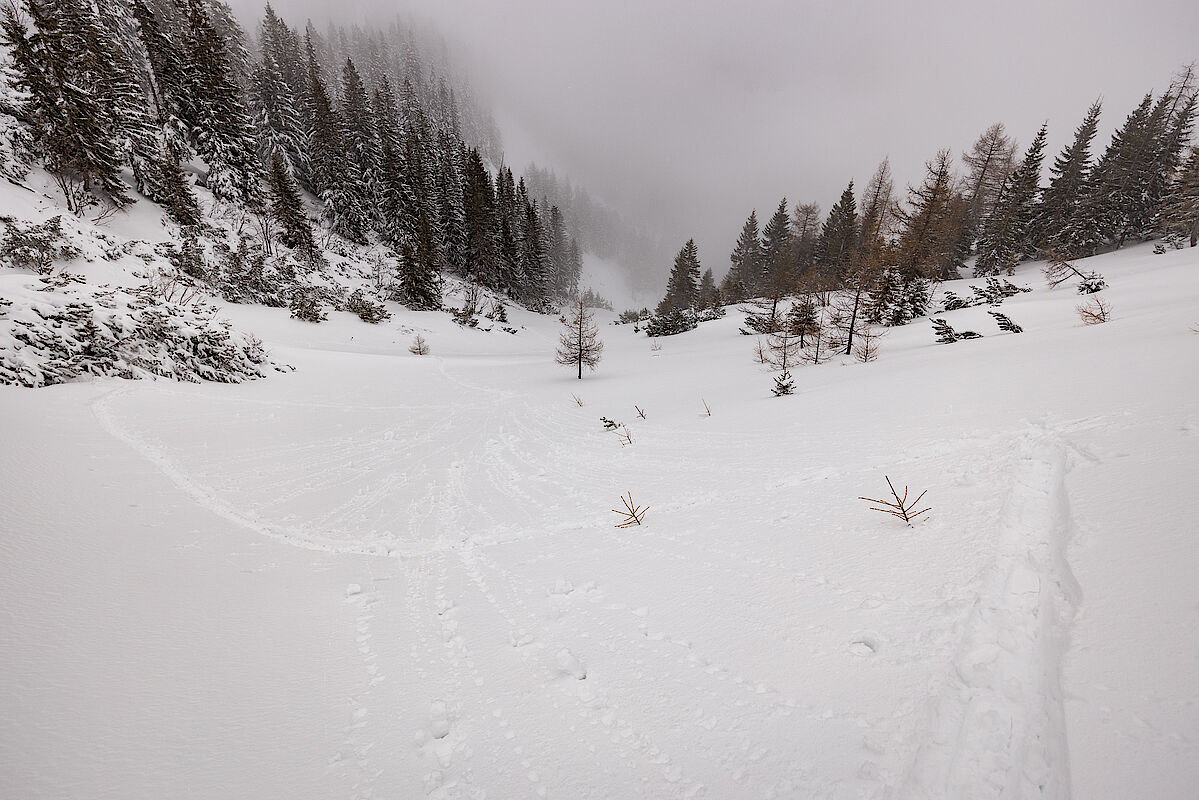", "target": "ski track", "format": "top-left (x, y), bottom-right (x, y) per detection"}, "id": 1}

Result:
top-left (341, 580), bottom-right (385, 799)
top-left (893, 429), bottom-right (1081, 799)
top-left (88, 372), bottom-right (1097, 798)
